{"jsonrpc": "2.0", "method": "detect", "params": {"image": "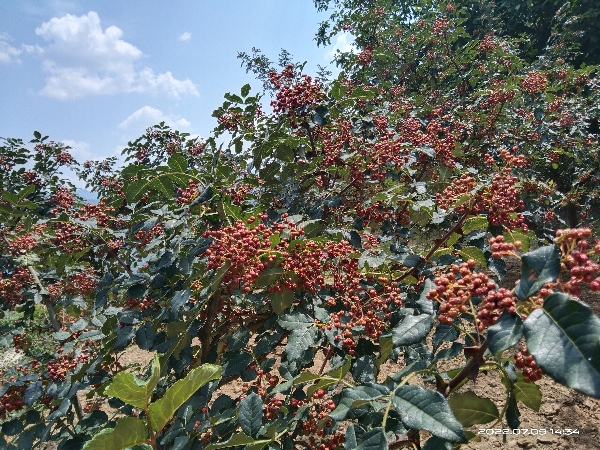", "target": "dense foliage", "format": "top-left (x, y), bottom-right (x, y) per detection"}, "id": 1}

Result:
top-left (1, 1), bottom-right (599, 449)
